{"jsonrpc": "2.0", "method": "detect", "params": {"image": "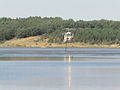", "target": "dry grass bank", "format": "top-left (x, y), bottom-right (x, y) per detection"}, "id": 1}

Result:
top-left (0, 36), bottom-right (120, 48)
